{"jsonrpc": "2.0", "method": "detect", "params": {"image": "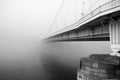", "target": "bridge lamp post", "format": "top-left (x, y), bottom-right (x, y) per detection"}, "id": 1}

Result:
top-left (109, 18), bottom-right (120, 57)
